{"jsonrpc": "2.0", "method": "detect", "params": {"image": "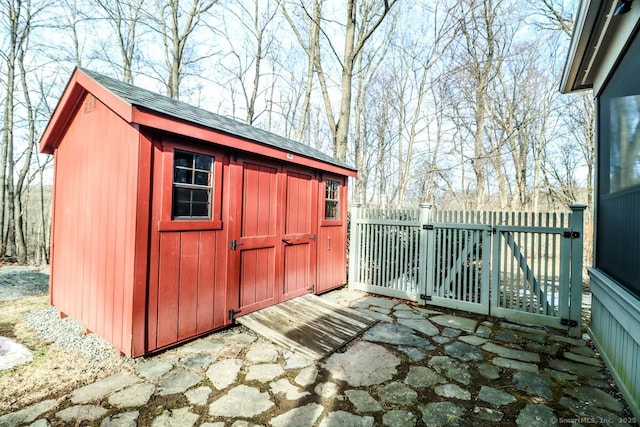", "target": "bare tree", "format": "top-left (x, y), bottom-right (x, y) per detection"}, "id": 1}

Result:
top-left (93, 0), bottom-right (147, 83)
top-left (1, 0), bottom-right (51, 261)
top-left (537, 0), bottom-right (573, 36)
top-left (352, 46), bottom-right (386, 203)
top-left (217, 0), bottom-right (280, 125)
top-left (14, 17), bottom-right (36, 262)
top-left (281, 0), bottom-right (321, 142)
top-left (1, 0), bottom-right (16, 256)
top-left (393, 3), bottom-right (456, 206)
top-left (284, 0), bottom-right (398, 162)
top-left (449, 0), bottom-right (508, 209)
top-left (537, 0), bottom-right (594, 209)
top-left (147, 0), bottom-right (218, 99)
top-left (51, 0), bottom-right (87, 66)
top-left (1, 0), bottom-right (29, 257)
